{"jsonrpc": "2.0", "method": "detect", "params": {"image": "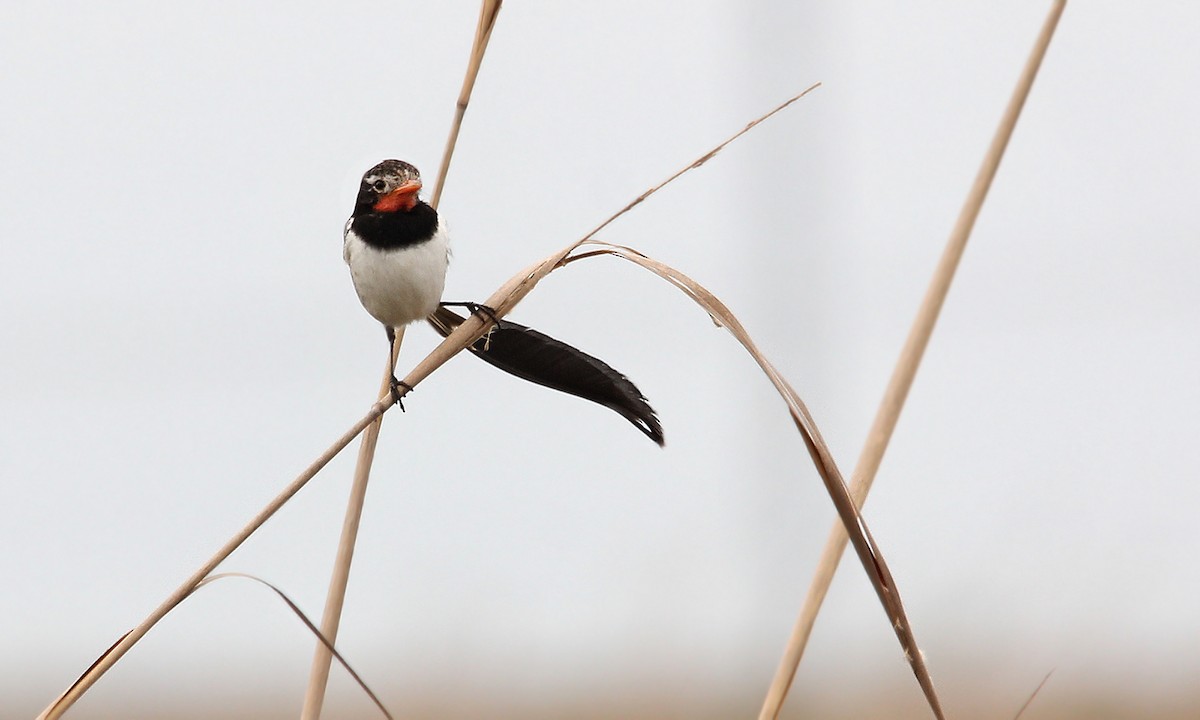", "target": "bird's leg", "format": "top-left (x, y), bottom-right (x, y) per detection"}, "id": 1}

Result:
top-left (385, 325), bottom-right (411, 411)
top-left (438, 301), bottom-right (501, 350)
